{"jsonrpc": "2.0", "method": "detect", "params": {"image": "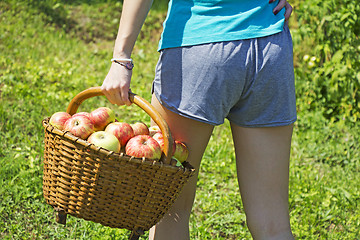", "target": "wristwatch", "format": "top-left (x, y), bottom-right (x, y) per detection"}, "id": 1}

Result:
top-left (113, 60), bottom-right (134, 70)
